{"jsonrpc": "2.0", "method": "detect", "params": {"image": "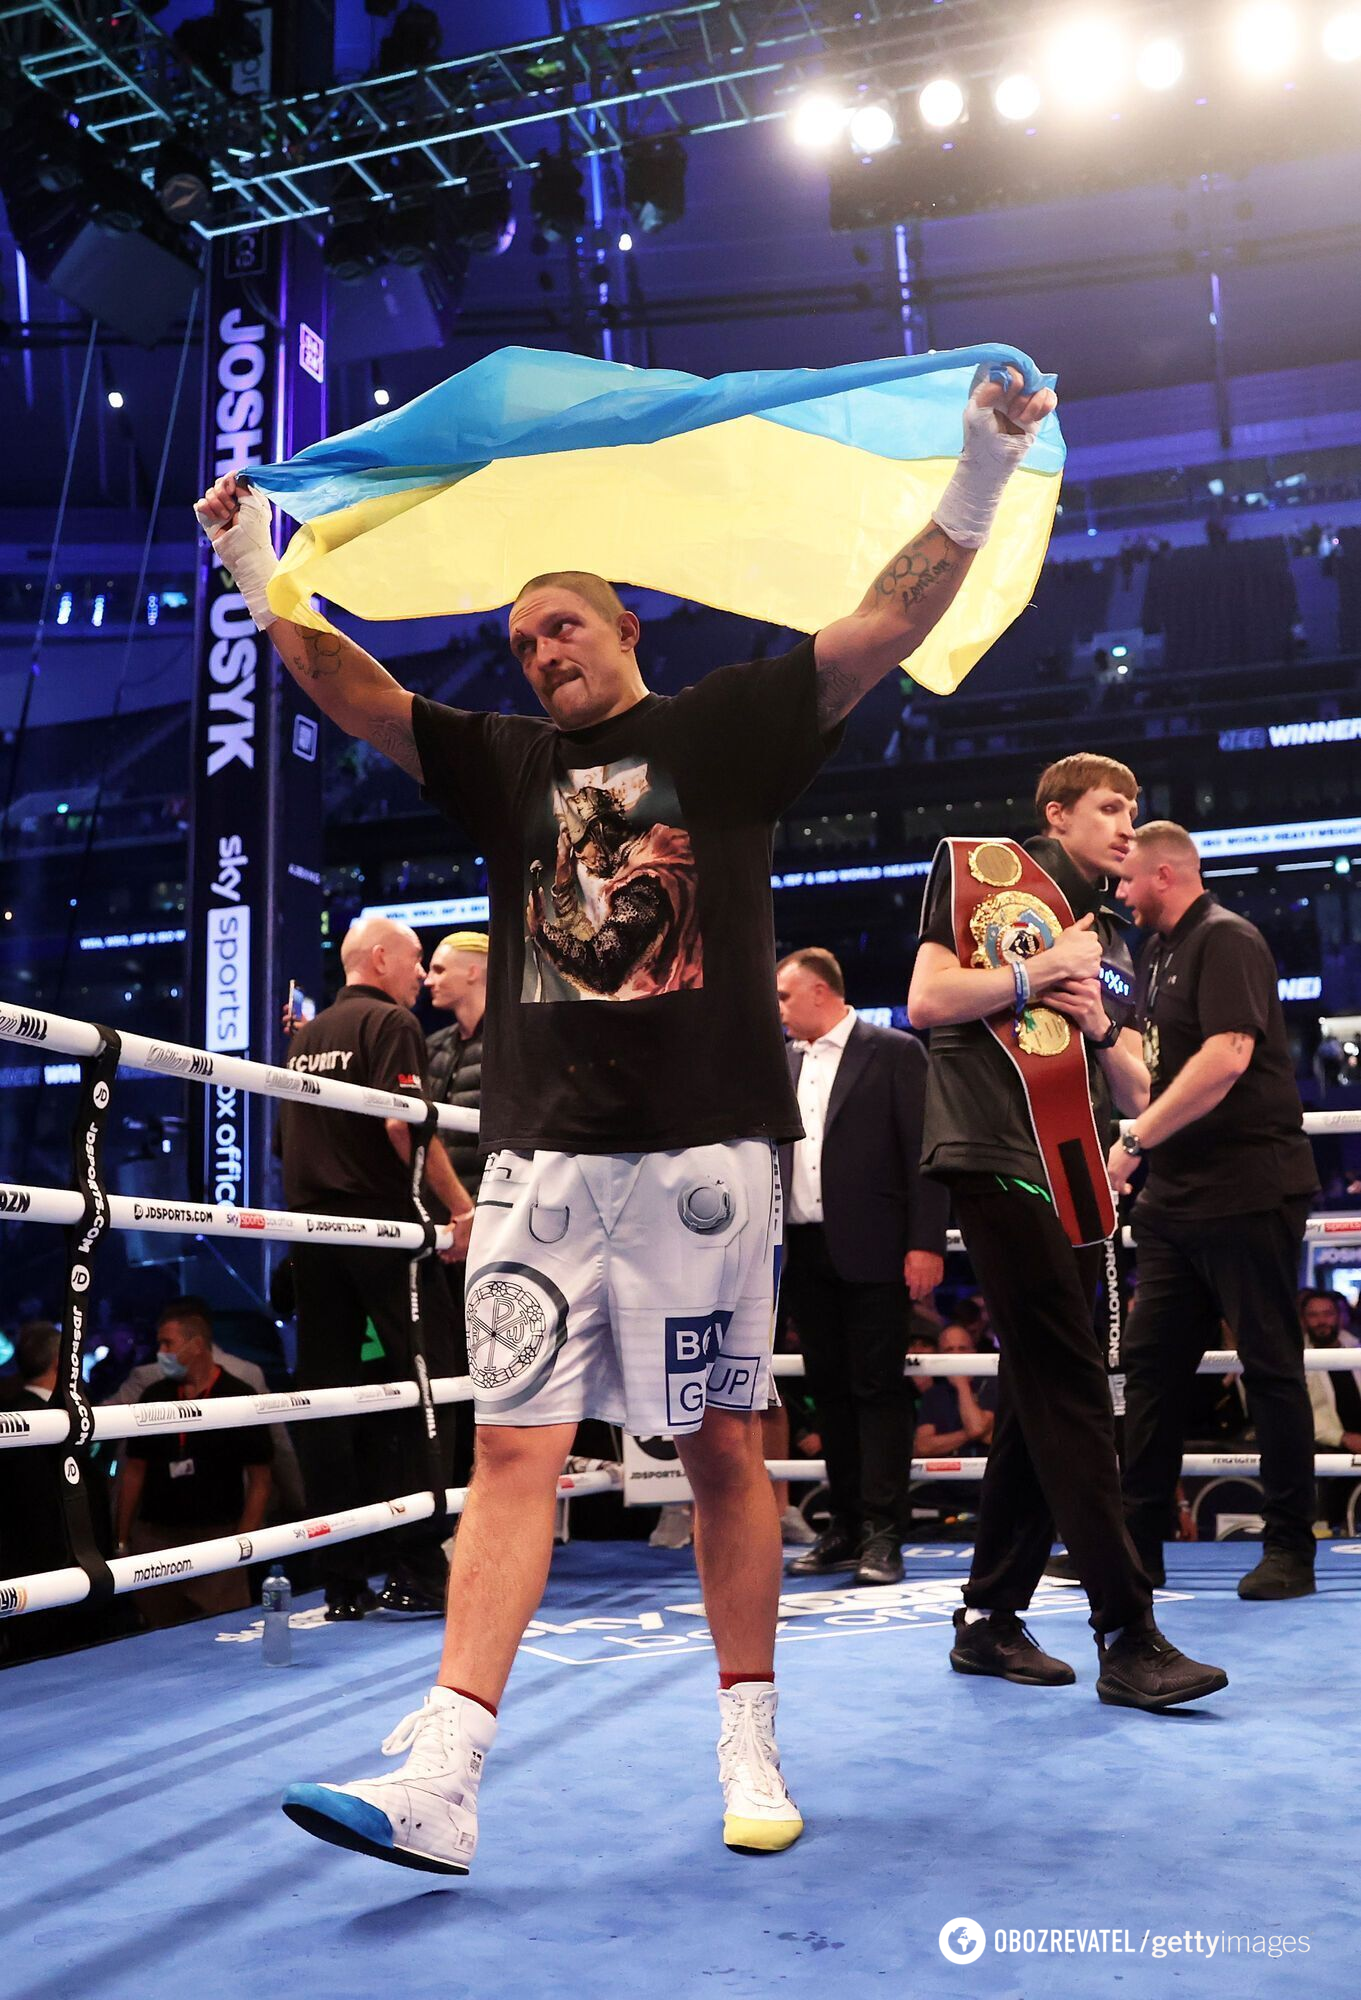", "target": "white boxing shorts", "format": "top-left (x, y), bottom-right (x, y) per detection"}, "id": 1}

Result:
top-left (463, 1139), bottom-right (782, 1436)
